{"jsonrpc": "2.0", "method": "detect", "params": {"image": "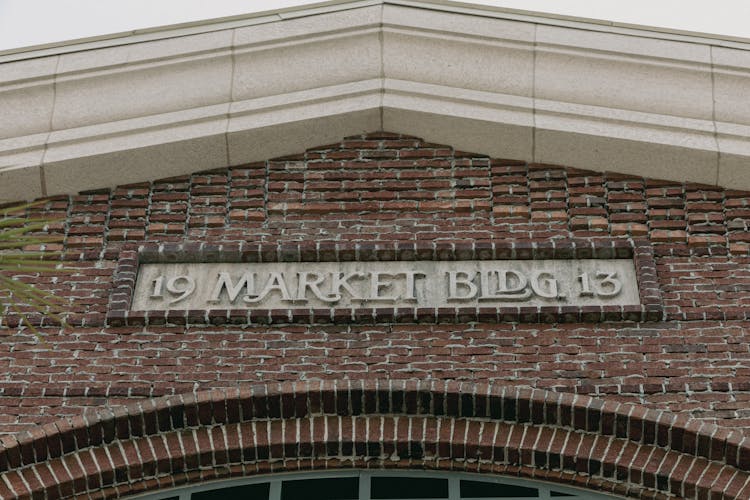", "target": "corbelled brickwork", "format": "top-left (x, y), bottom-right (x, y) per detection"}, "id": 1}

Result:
top-left (2, 132), bottom-right (750, 497)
